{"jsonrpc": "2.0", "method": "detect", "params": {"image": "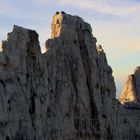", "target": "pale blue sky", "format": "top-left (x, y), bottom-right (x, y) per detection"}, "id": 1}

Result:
top-left (0, 0), bottom-right (140, 97)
